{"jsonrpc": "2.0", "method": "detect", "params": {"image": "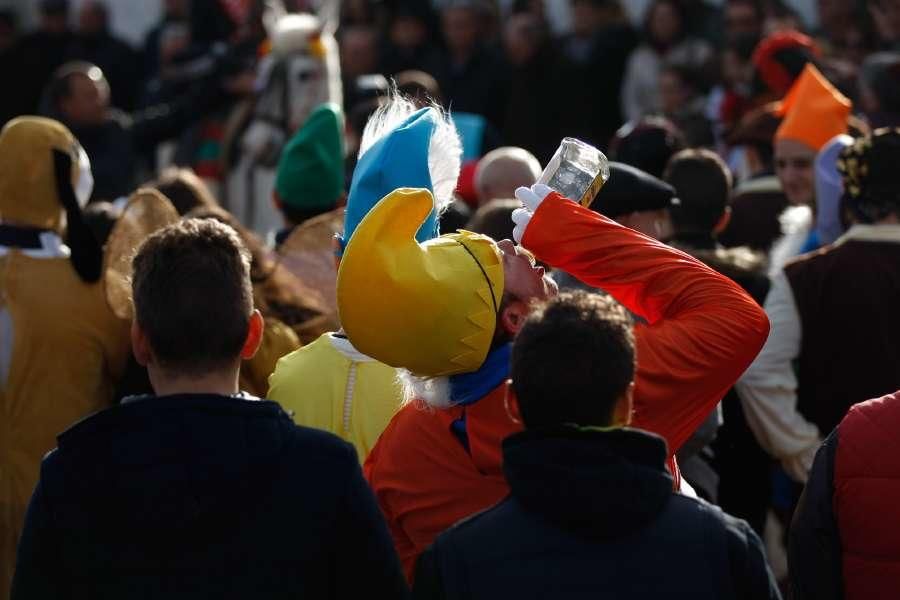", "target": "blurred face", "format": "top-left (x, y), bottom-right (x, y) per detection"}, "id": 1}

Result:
top-left (571, 0), bottom-right (601, 37)
top-left (649, 1), bottom-right (682, 47)
top-left (504, 14), bottom-right (542, 66)
top-left (497, 239), bottom-right (557, 302)
top-left (443, 7), bottom-right (480, 56)
top-left (60, 71), bottom-right (109, 126)
top-left (724, 2), bottom-right (761, 39)
top-left (78, 2), bottom-right (105, 35)
top-left (390, 16), bottom-right (427, 49)
top-left (164, 0), bottom-right (190, 19)
top-left (340, 26), bottom-right (379, 77)
top-left (659, 70), bottom-right (689, 115)
top-left (775, 139), bottom-right (816, 206)
top-left (616, 209), bottom-right (674, 241)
